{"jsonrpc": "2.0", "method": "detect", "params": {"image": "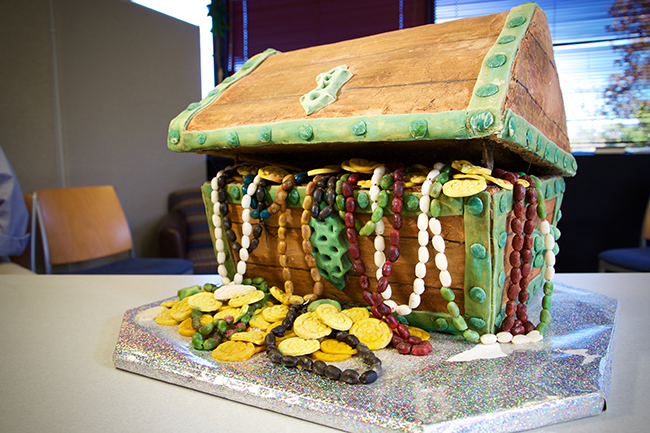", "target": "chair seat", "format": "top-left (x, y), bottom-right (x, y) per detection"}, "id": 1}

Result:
top-left (75, 258), bottom-right (194, 275)
top-left (598, 247), bottom-right (650, 272)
